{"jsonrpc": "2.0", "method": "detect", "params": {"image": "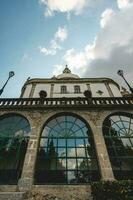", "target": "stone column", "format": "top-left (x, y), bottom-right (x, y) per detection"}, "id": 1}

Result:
top-left (18, 120), bottom-right (41, 191)
top-left (92, 124), bottom-right (115, 180)
top-left (83, 112), bottom-right (115, 181)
